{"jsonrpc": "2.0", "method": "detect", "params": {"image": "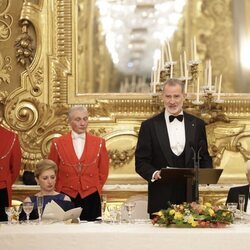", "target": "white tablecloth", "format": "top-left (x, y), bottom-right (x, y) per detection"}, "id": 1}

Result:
top-left (1, 221), bottom-right (250, 250)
